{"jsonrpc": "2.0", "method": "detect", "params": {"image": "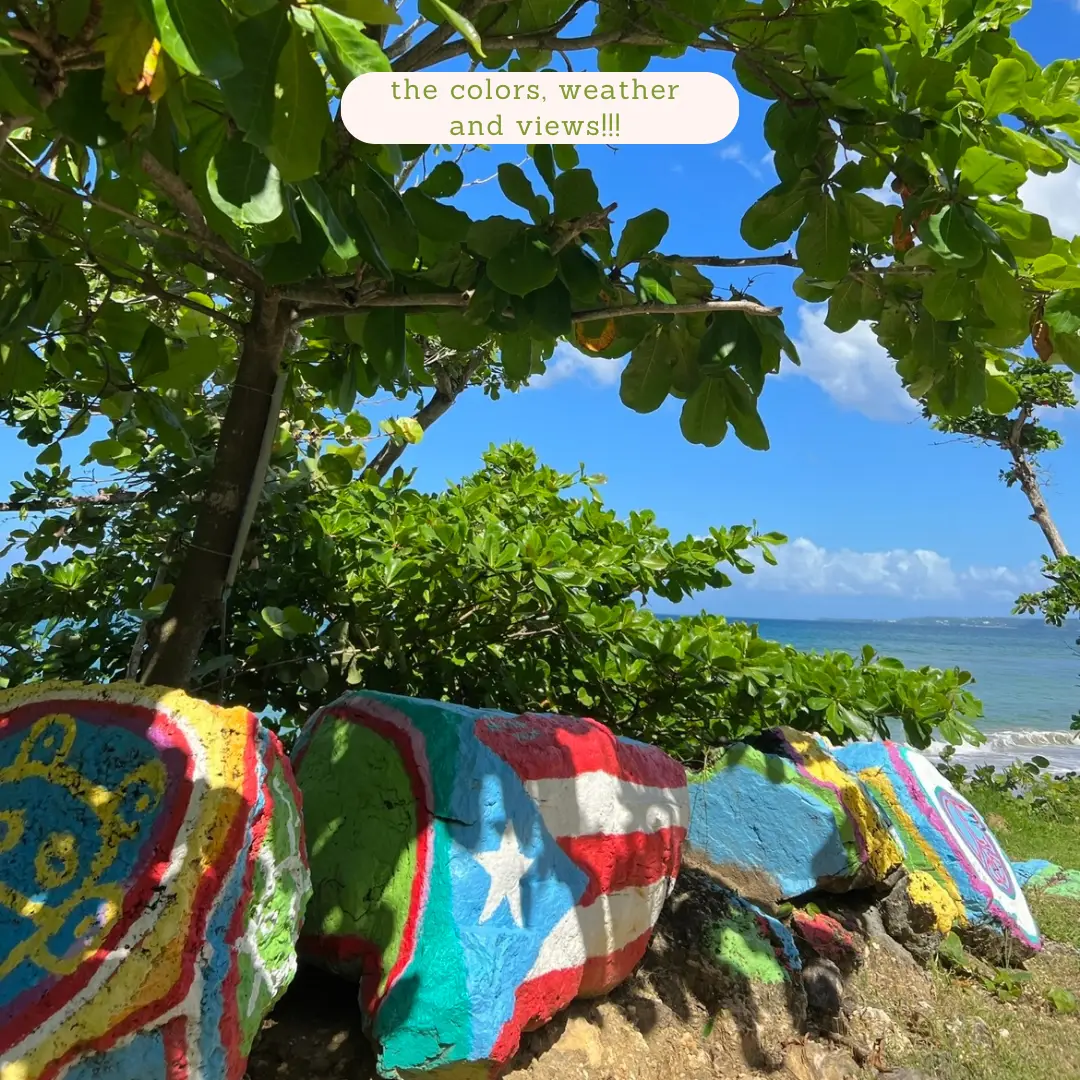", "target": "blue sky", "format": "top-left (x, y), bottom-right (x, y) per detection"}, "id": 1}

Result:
top-left (3, 2), bottom-right (1080, 620)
